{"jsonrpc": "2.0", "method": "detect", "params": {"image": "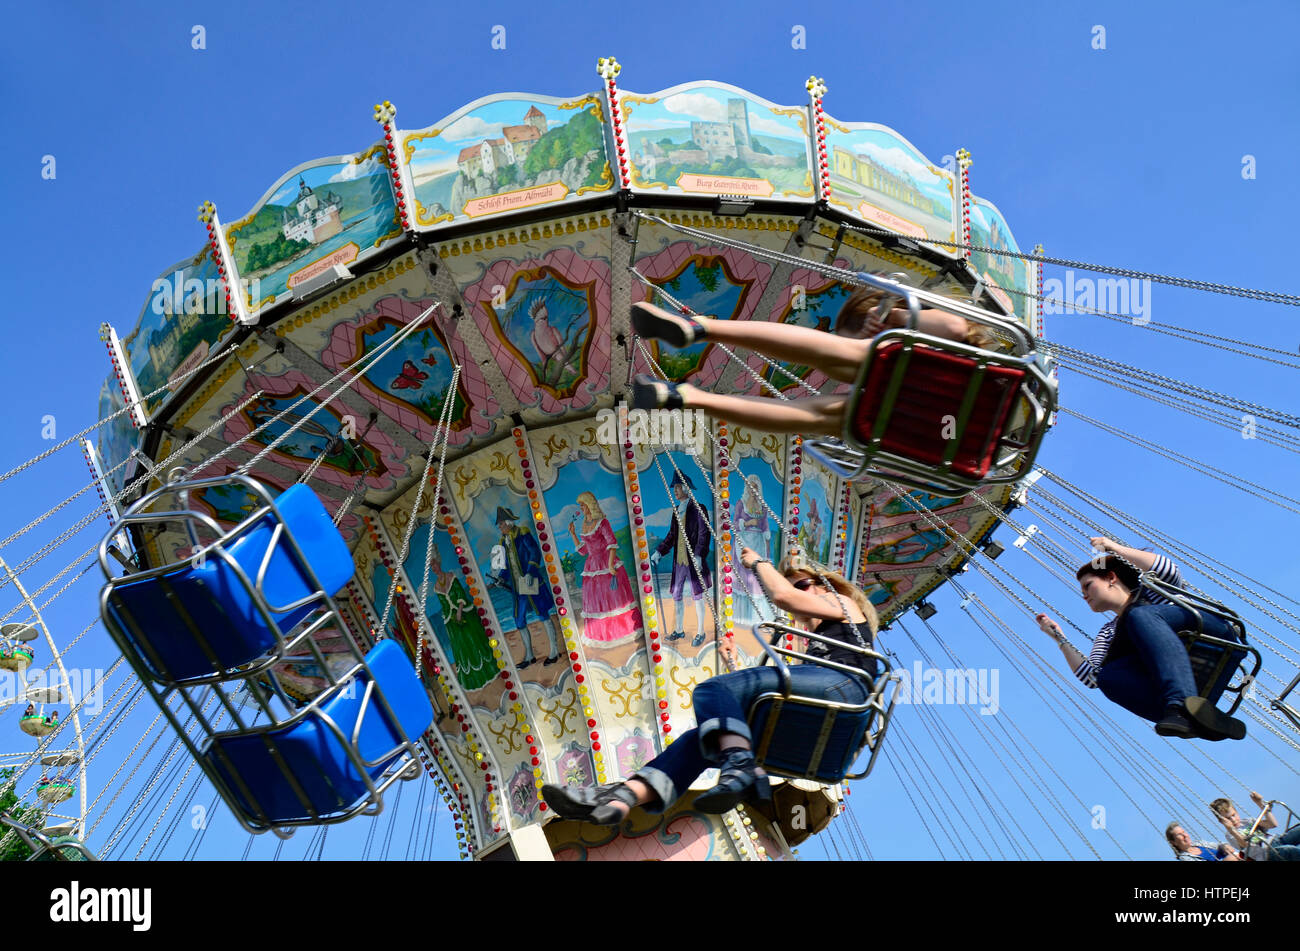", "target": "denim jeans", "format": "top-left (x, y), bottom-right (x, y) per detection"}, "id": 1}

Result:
top-left (1095, 603), bottom-right (1237, 722)
top-left (1267, 823), bottom-right (1300, 861)
top-left (634, 664), bottom-right (871, 811)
